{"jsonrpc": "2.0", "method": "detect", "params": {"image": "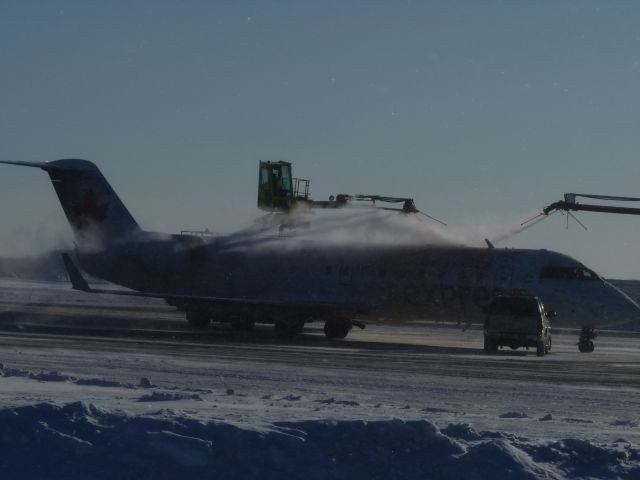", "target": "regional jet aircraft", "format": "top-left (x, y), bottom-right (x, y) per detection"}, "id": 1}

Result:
top-left (2, 159), bottom-right (639, 347)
